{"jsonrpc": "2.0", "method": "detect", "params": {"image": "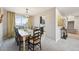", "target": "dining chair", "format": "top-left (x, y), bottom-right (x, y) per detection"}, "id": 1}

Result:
top-left (28, 28), bottom-right (42, 51)
top-left (14, 27), bottom-right (24, 50)
top-left (14, 27), bottom-right (20, 46)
